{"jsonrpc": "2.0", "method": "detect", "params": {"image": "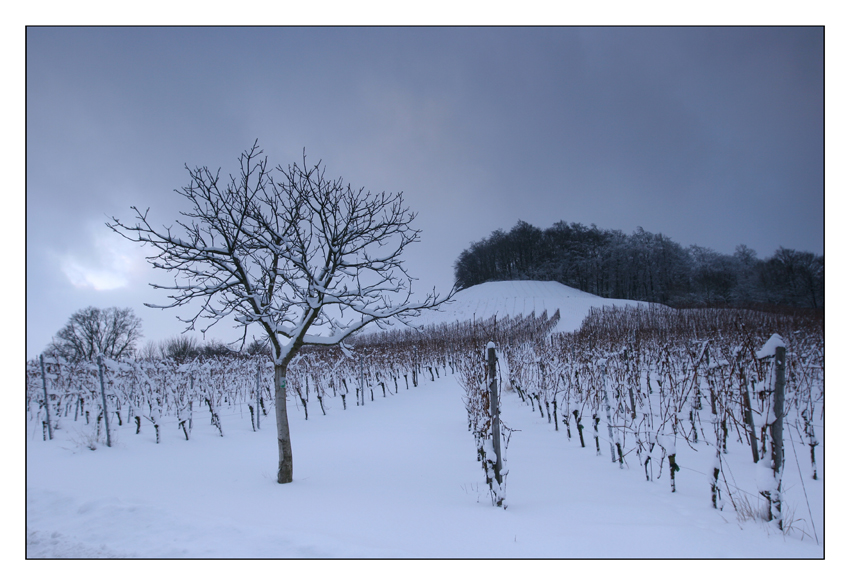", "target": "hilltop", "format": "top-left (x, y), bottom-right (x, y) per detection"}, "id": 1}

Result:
top-left (407, 280), bottom-right (649, 333)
